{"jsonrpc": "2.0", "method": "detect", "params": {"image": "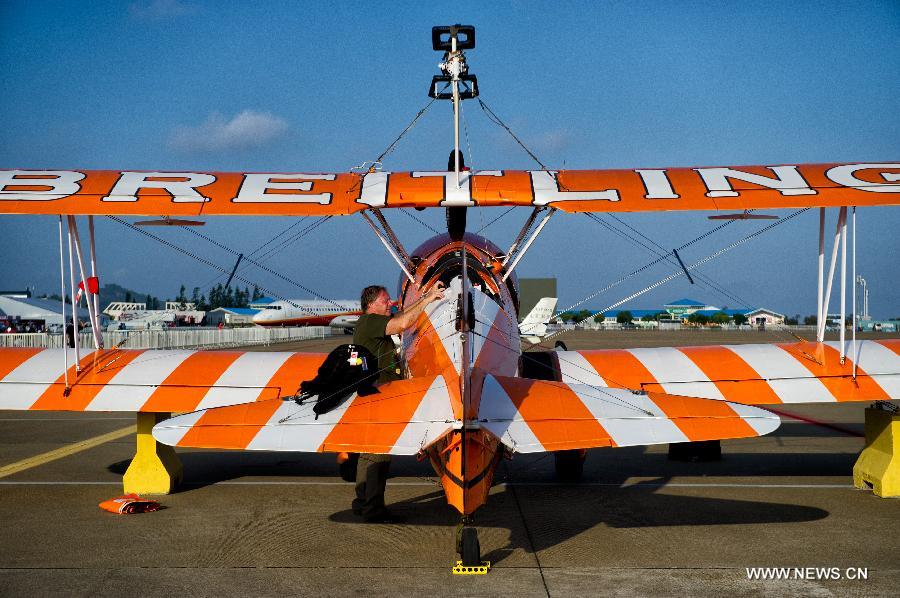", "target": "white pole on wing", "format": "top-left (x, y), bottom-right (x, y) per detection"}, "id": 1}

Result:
top-left (68, 216), bottom-right (102, 349)
top-left (839, 206), bottom-right (847, 364)
top-left (819, 211), bottom-right (843, 342)
top-left (66, 218), bottom-right (81, 371)
top-left (852, 207), bottom-right (857, 377)
top-left (817, 208), bottom-right (824, 340)
top-left (58, 216), bottom-right (69, 387)
top-left (89, 215), bottom-right (102, 345)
